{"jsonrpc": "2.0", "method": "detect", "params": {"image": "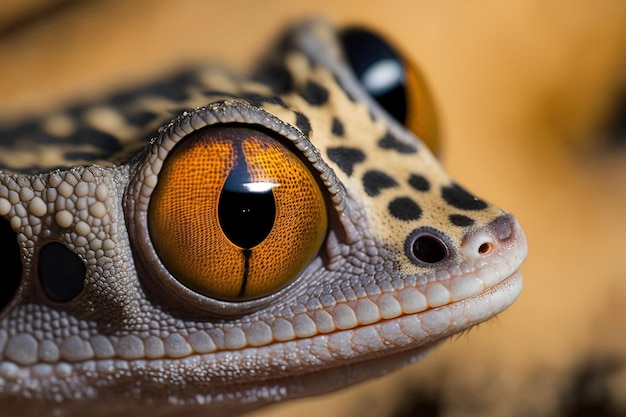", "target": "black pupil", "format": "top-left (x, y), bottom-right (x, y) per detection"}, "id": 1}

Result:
top-left (340, 28), bottom-right (408, 125)
top-left (218, 141), bottom-right (276, 249)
